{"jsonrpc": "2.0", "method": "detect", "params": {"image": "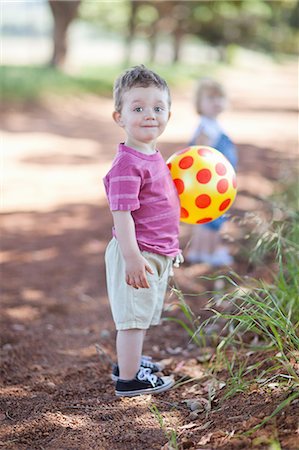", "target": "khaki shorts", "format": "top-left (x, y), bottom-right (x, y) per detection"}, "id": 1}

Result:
top-left (105, 238), bottom-right (172, 330)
